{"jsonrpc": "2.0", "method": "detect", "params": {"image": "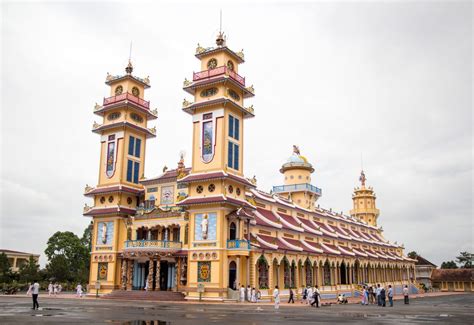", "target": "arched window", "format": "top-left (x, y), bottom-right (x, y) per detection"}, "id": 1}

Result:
top-left (283, 258), bottom-right (291, 289)
top-left (305, 260), bottom-right (312, 286)
top-left (229, 222), bottom-right (237, 240)
top-left (324, 260), bottom-right (331, 286)
top-left (340, 261), bottom-right (347, 285)
top-left (257, 256), bottom-right (269, 289)
top-left (228, 261), bottom-right (237, 289)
